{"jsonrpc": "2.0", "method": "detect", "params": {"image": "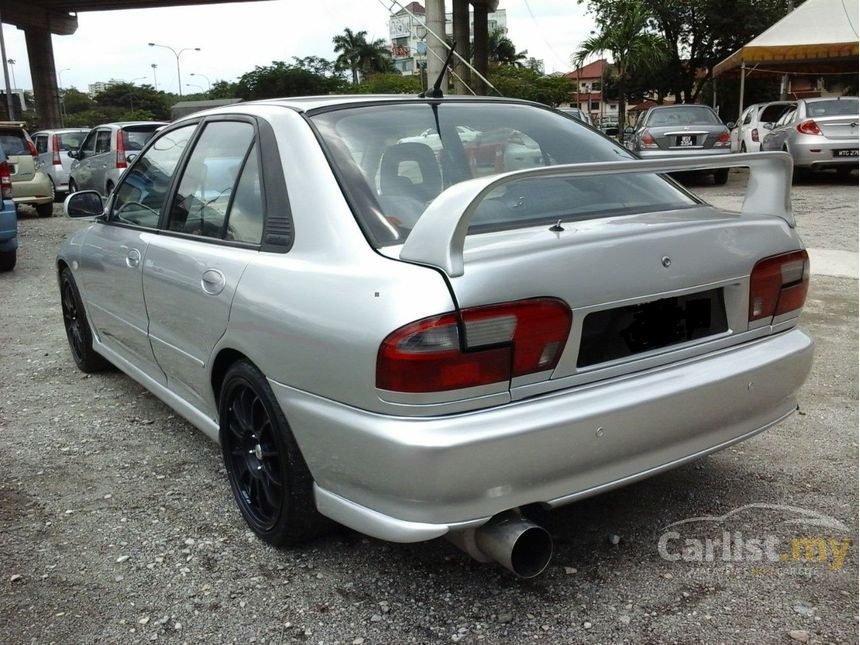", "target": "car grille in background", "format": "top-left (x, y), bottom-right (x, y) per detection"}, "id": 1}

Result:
top-left (577, 288), bottom-right (728, 368)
